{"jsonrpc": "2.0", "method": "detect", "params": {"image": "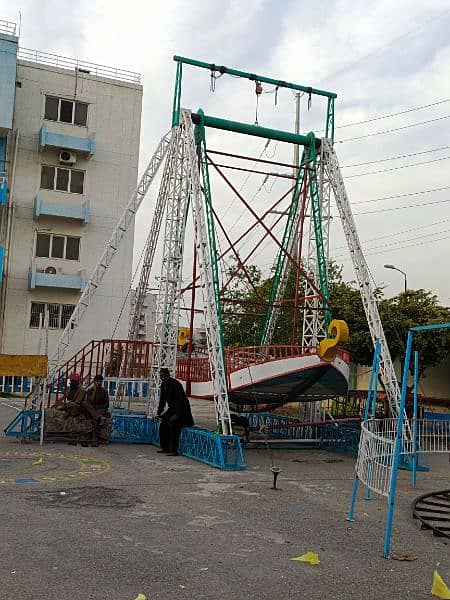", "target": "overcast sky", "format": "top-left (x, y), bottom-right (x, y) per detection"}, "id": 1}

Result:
top-left (3, 0), bottom-right (450, 308)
